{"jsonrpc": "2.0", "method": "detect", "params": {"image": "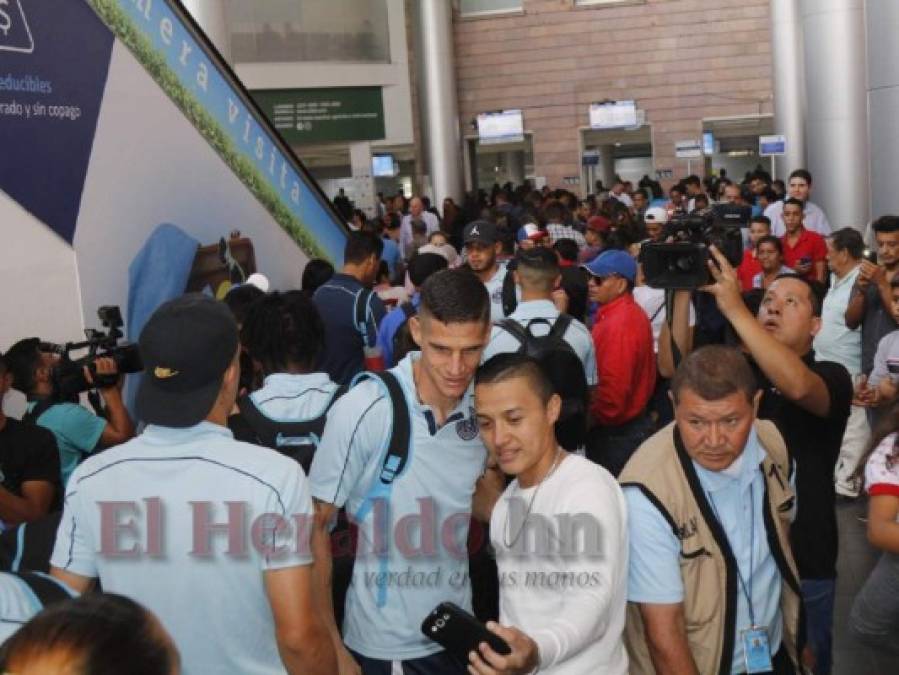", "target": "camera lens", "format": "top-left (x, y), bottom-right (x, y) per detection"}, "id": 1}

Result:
top-left (436, 619), bottom-right (445, 628)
